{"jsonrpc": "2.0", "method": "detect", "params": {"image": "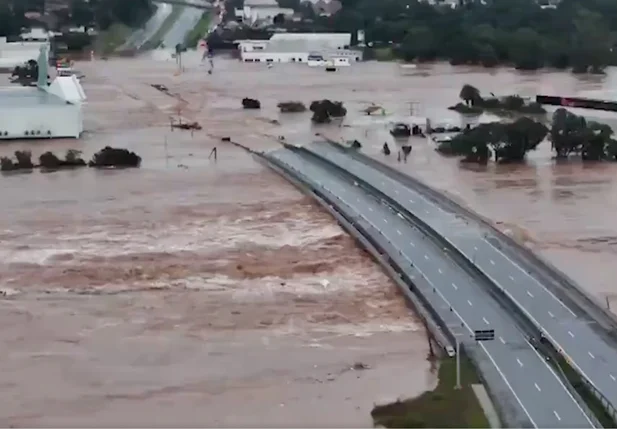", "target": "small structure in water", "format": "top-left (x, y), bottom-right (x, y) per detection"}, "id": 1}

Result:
top-left (390, 123), bottom-right (411, 137)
